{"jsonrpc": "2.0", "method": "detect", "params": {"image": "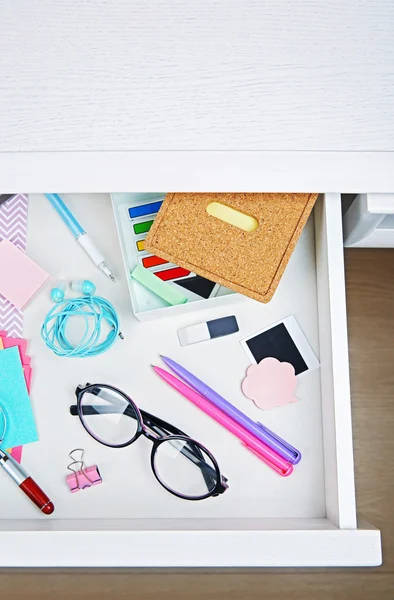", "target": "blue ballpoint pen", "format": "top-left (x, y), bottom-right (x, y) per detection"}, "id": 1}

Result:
top-left (160, 355), bottom-right (301, 464)
top-left (45, 193), bottom-right (116, 282)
